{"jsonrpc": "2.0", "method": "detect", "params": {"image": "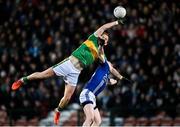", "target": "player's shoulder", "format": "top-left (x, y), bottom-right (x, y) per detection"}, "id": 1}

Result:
top-left (88, 33), bottom-right (98, 41)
